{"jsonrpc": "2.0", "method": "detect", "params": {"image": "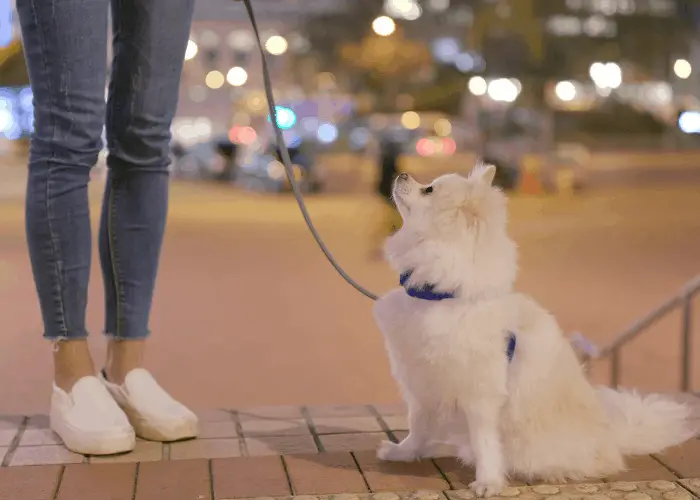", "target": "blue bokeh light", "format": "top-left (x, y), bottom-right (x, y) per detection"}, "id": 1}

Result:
top-left (267, 106), bottom-right (297, 130)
